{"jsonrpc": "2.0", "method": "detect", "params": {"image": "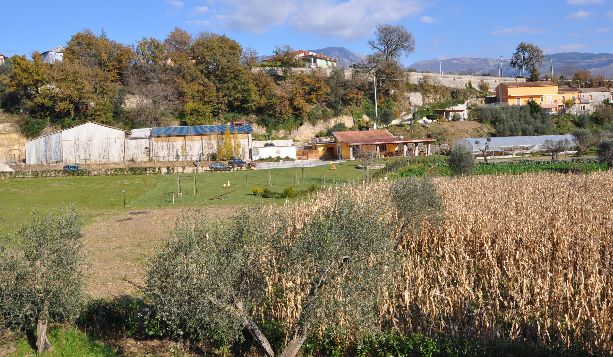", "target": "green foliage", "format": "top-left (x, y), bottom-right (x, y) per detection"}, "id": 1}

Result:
top-left (510, 42), bottom-right (544, 80)
top-left (390, 177), bottom-right (443, 227)
top-left (473, 105), bottom-right (553, 136)
top-left (572, 128), bottom-right (594, 155)
top-left (0, 207), bottom-right (83, 352)
top-left (448, 145), bottom-right (475, 176)
top-left (21, 116), bottom-right (48, 138)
